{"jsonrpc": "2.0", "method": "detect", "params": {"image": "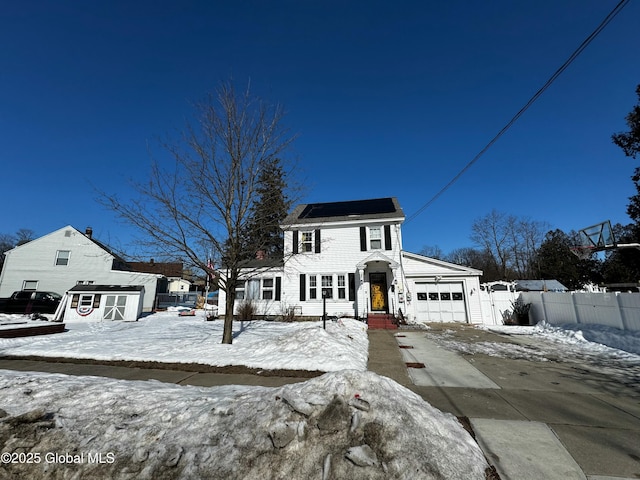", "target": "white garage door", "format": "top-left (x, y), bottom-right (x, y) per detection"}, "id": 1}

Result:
top-left (414, 282), bottom-right (467, 323)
